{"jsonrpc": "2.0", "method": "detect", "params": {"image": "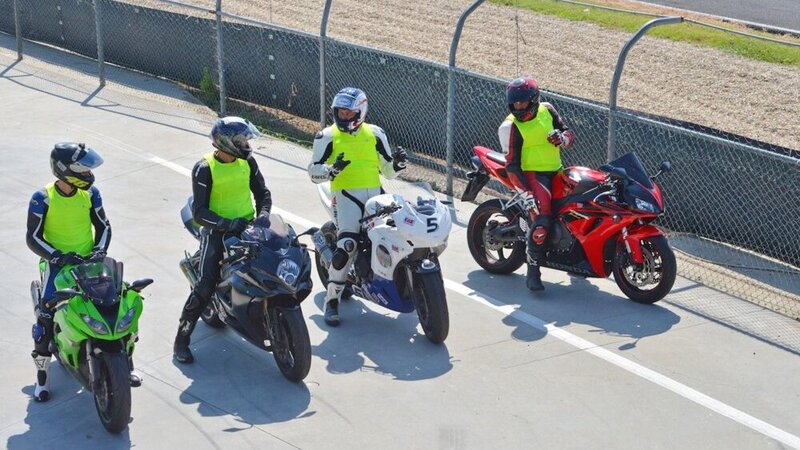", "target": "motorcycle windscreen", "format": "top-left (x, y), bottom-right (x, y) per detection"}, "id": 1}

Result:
top-left (73, 257), bottom-right (123, 306)
top-left (606, 152), bottom-right (654, 189)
